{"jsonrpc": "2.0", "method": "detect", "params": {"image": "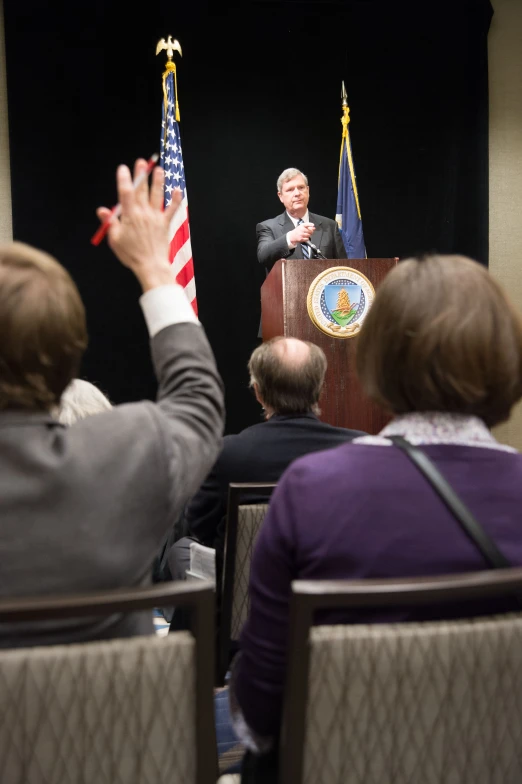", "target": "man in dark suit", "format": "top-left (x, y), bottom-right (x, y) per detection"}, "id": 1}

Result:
top-left (256, 168), bottom-right (347, 272)
top-left (165, 336), bottom-right (365, 581)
